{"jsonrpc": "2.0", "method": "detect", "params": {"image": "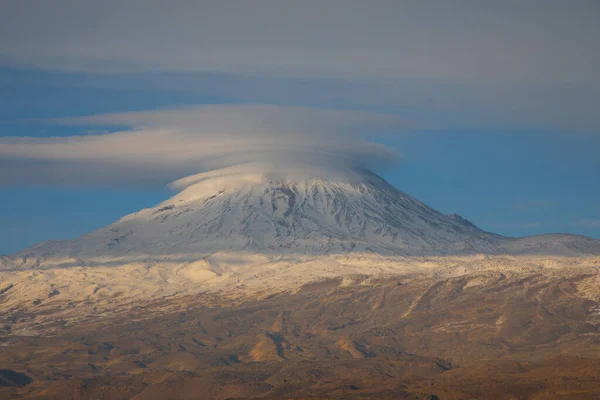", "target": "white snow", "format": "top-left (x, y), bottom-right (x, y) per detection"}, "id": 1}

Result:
top-left (4, 164), bottom-right (600, 271)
